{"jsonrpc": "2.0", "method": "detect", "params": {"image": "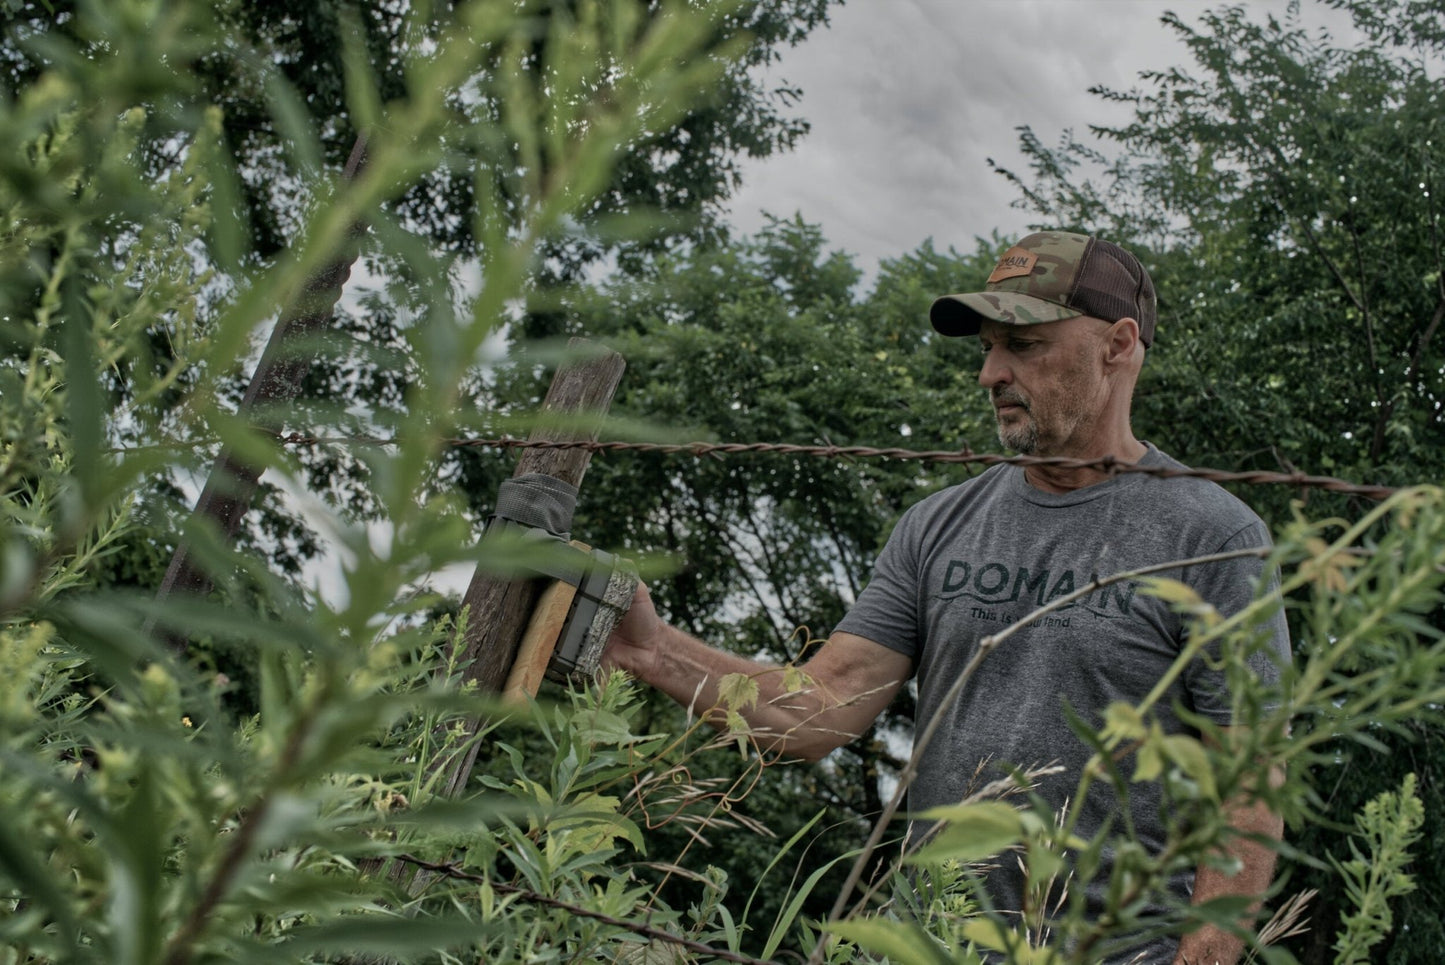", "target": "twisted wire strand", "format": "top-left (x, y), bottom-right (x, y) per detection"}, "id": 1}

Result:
top-left (275, 432), bottom-right (1400, 501)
